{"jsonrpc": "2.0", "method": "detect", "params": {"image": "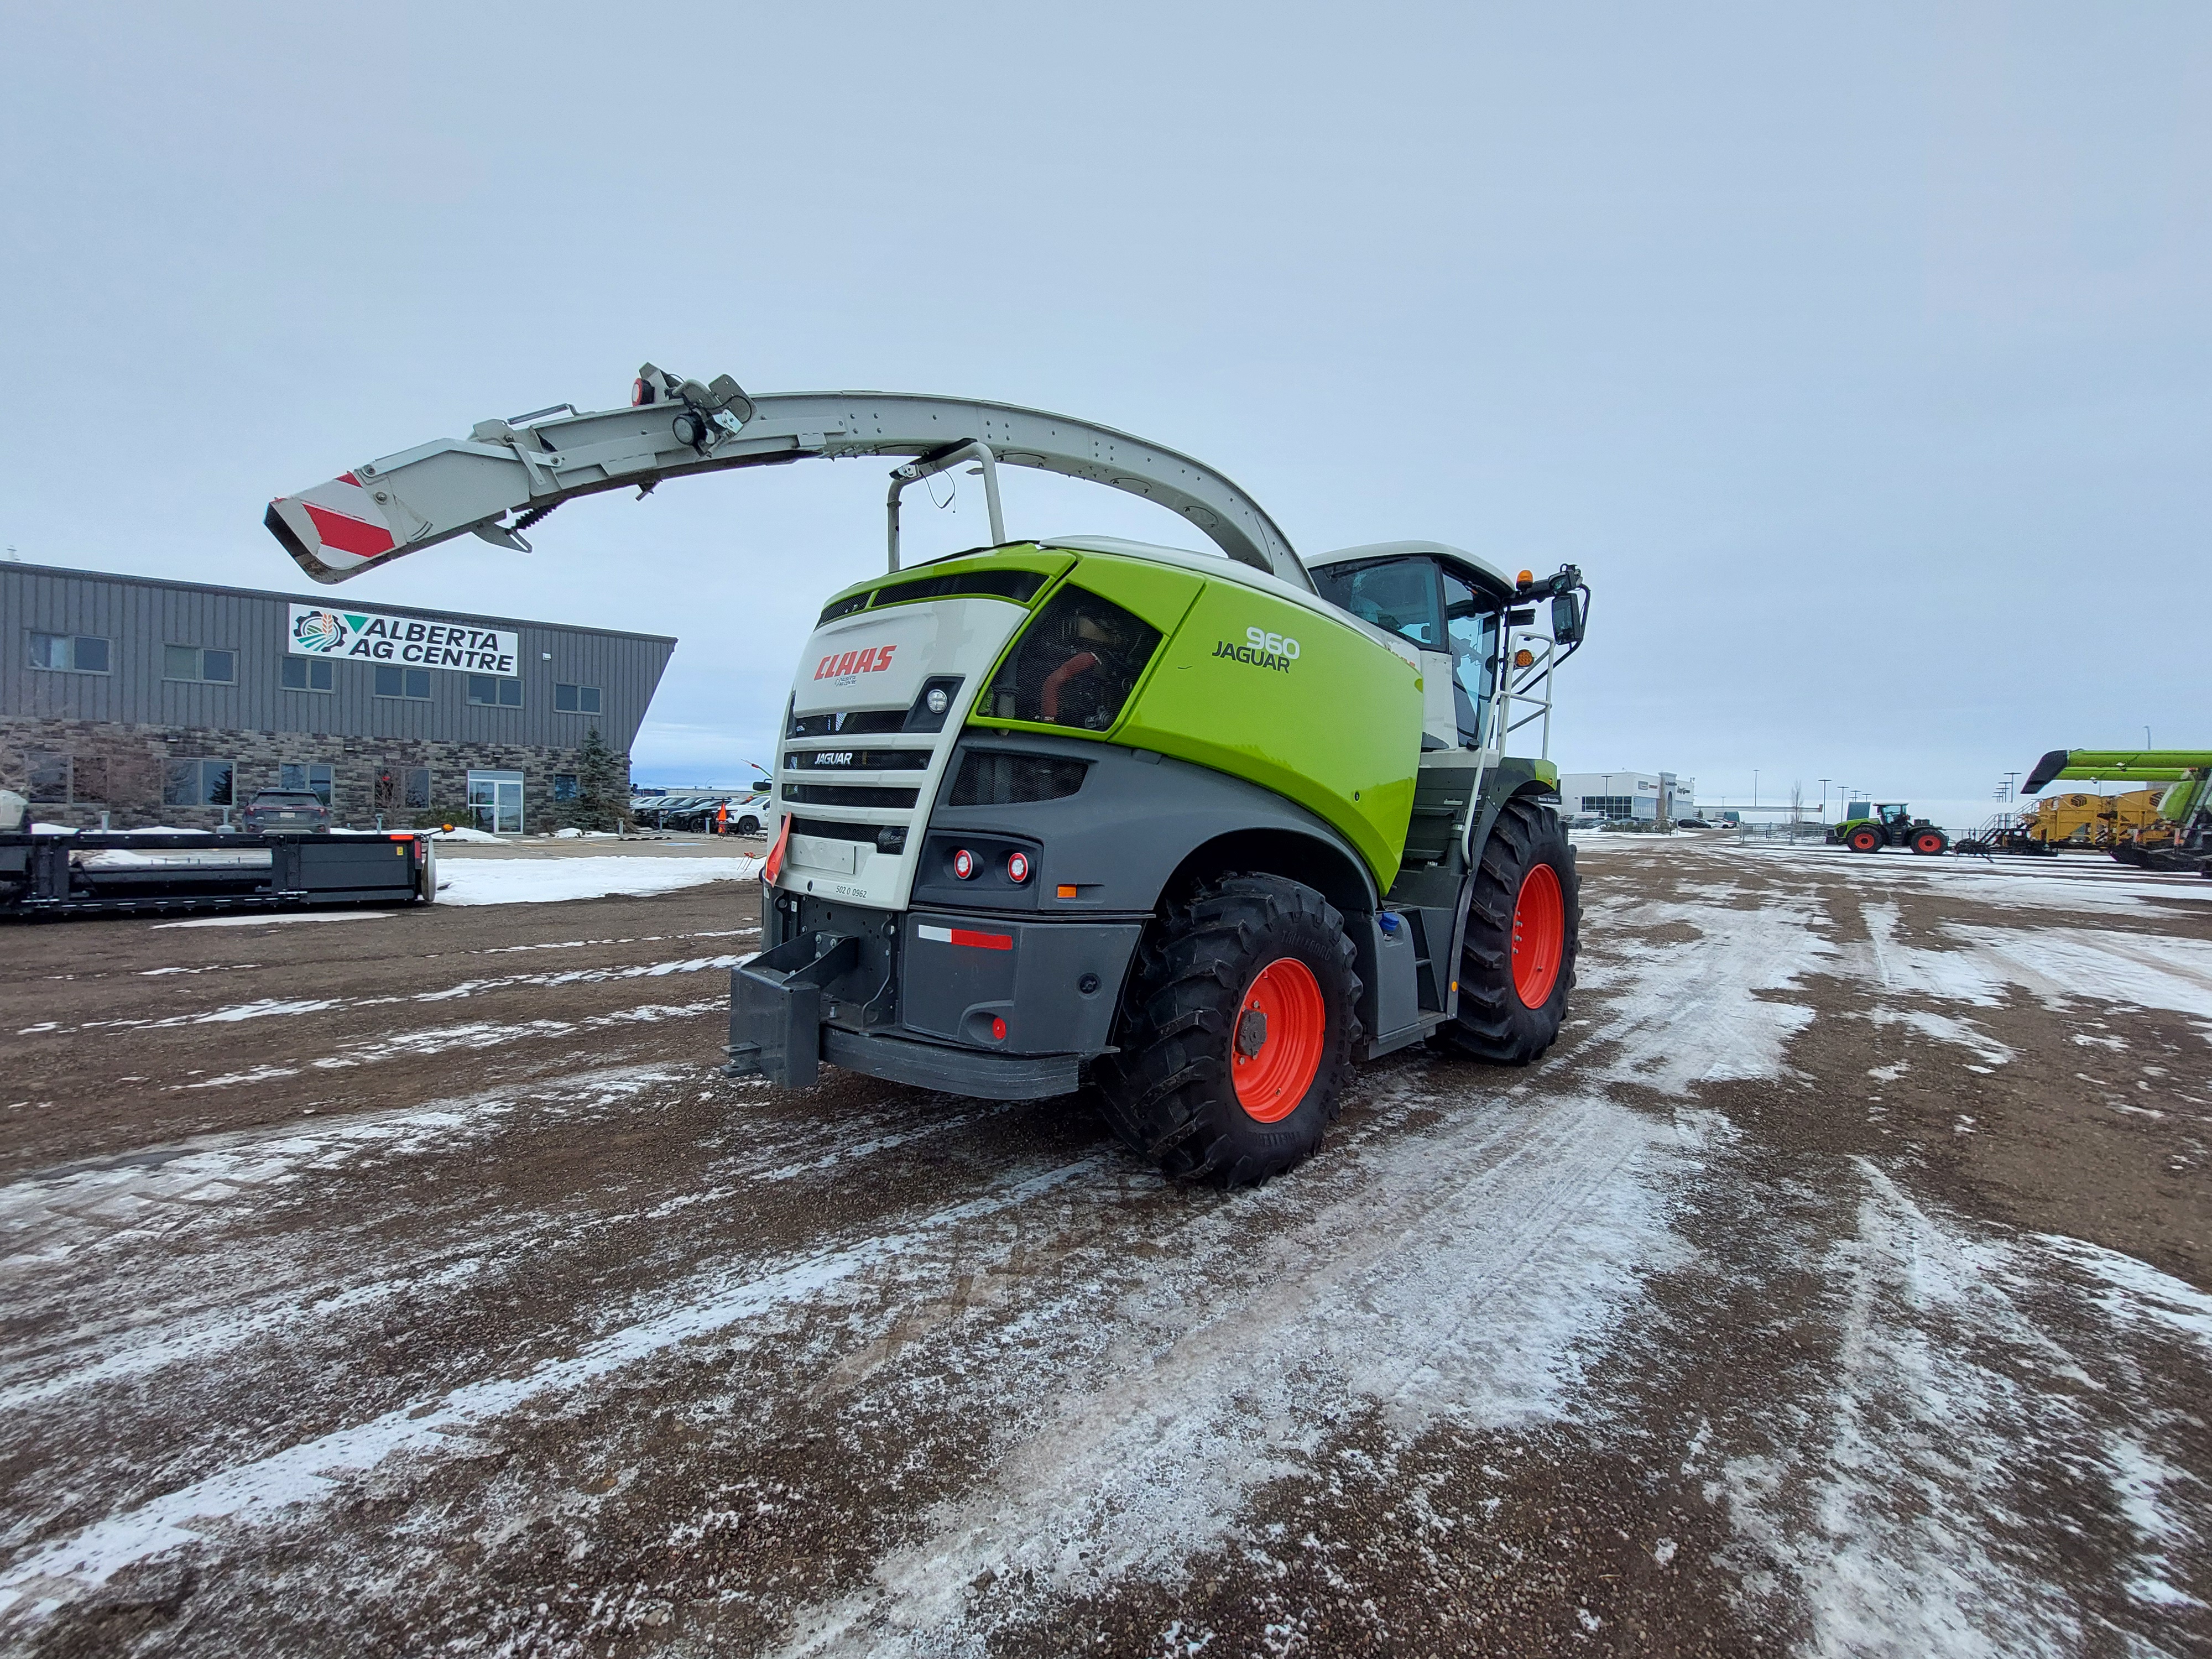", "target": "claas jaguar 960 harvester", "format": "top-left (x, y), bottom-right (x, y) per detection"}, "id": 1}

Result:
top-left (266, 366), bottom-right (1591, 1184)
